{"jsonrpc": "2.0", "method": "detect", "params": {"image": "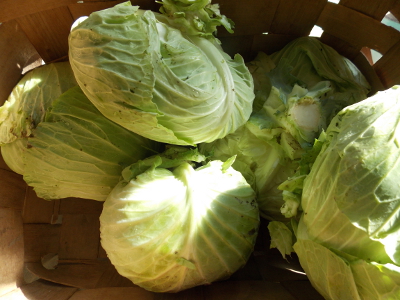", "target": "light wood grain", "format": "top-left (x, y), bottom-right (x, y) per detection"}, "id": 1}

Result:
top-left (58, 214), bottom-right (101, 260)
top-left (23, 224), bottom-right (61, 263)
top-left (374, 39), bottom-right (400, 88)
top-left (69, 287), bottom-right (154, 300)
top-left (22, 188), bottom-right (56, 224)
top-left (340, 0), bottom-right (399, 20)
top-left (0, 21), bottom-right (41, 106)
top-left (25, 260), bottom-right (135, 289)
top-left (0, 209), bottom-right (24, 296)
top-left (269, 0), bottom-right (326, 36)
top-left (216, 0), bottom-right (279, 37)
top-left (15, 6), bottom-right (74, 63)
top-left (0, 280), bottom-right (77, 300)
top-left (317, 2), bottom-right (400, 55)
top-left (0, 170), bottom-right (26, 210)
